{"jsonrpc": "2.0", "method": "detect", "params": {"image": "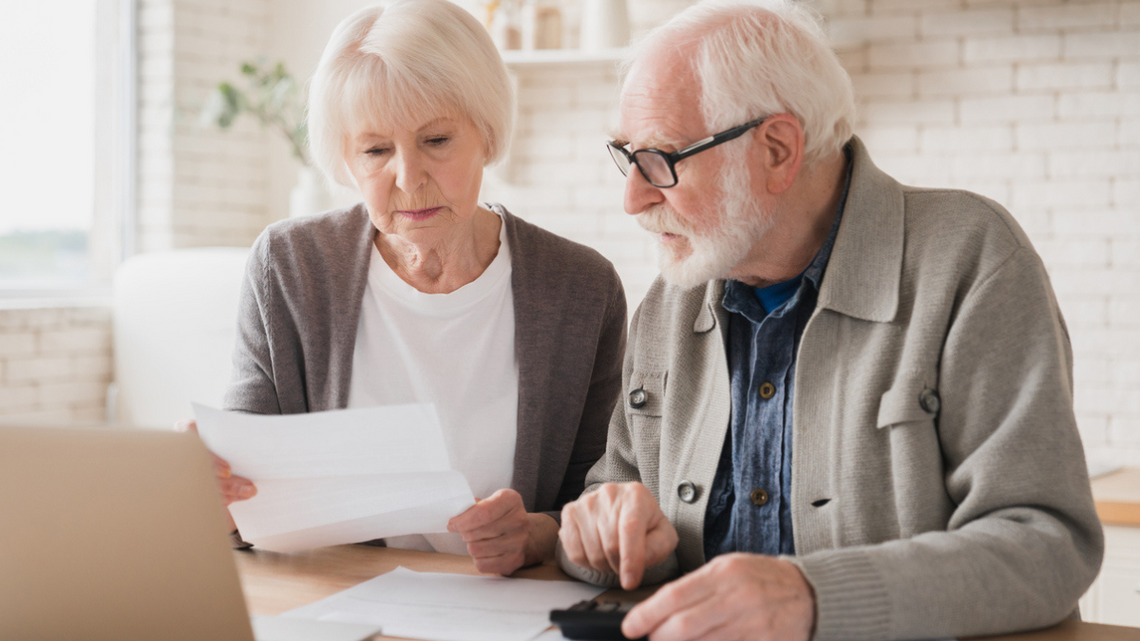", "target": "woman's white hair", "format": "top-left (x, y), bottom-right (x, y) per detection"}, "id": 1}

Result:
top-left (626, 0), bottom-right (855, 167)
top-left (308, 0), bottom-right (514, 186)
